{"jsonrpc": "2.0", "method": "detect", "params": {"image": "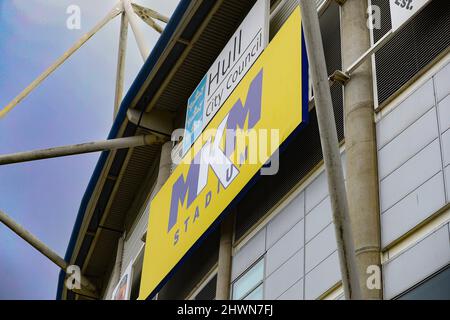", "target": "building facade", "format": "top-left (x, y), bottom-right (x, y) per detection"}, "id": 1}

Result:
top-left (58, 0), bottom-right (450, 300)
